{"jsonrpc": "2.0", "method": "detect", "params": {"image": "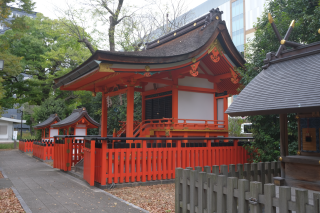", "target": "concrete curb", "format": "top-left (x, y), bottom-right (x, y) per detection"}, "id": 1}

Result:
top-left (0, 167), bottom-right (32, 213)
top-left (11, 187), bottom-right (32, 213)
